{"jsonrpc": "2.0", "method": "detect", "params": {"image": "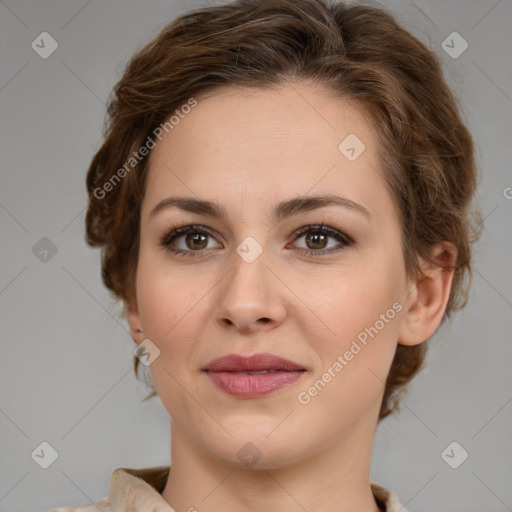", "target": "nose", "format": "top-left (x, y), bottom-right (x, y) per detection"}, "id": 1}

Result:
top-left (215, 252), bottom-right (287, 334)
